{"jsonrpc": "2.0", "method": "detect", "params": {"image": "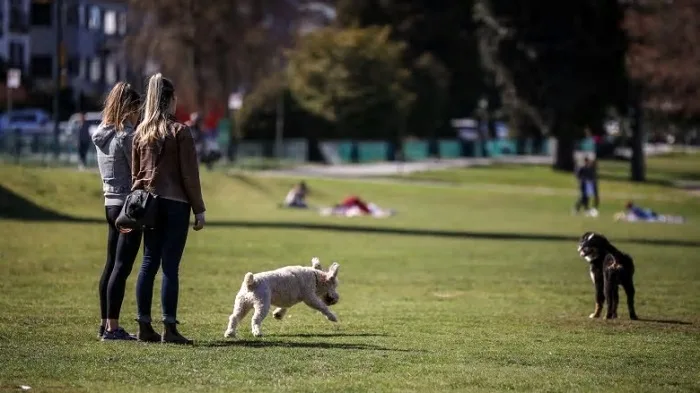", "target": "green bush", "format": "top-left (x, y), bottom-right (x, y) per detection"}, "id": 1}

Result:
top-left (288, 26), bottom-right (414, 140)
